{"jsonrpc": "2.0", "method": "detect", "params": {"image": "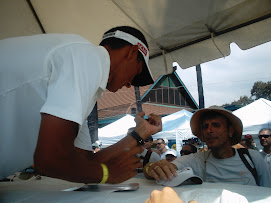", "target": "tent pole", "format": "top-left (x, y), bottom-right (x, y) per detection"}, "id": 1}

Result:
top-left (134, 86), bottom-right (142, 113)
top-left (26, 0), bottom-right (46, 34)
top-left (87, 103), bottom-right (99, 144)
top-left (196, 64), bottom-right (205, 109)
